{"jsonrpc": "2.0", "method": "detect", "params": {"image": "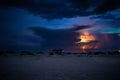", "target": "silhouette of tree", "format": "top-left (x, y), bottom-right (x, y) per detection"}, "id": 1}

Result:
top-left (80, 52), bottom-right (87, 54)
top-left (6, 50), bottom-right (16, 54)
top-left (94, 51), bottom-right (105, 55)
top-left (87, 52), bottom-right (93, 55)
top-left (20, 51), bottom-right (34, 56)
top-left (36, 51), bottom-right (45, 55)
top-left (0, 51), bottom-right (4, 56)
top-left (108, 51), bottom-right (114, 55)
top-left (113, 50), bottom-right (120, 55)
top-left (49, 52), bottom-right (54, 55)
top-left (73, 53), bottom-right (78, 55)
top-left (66, 52), bottom-right (72, 55)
